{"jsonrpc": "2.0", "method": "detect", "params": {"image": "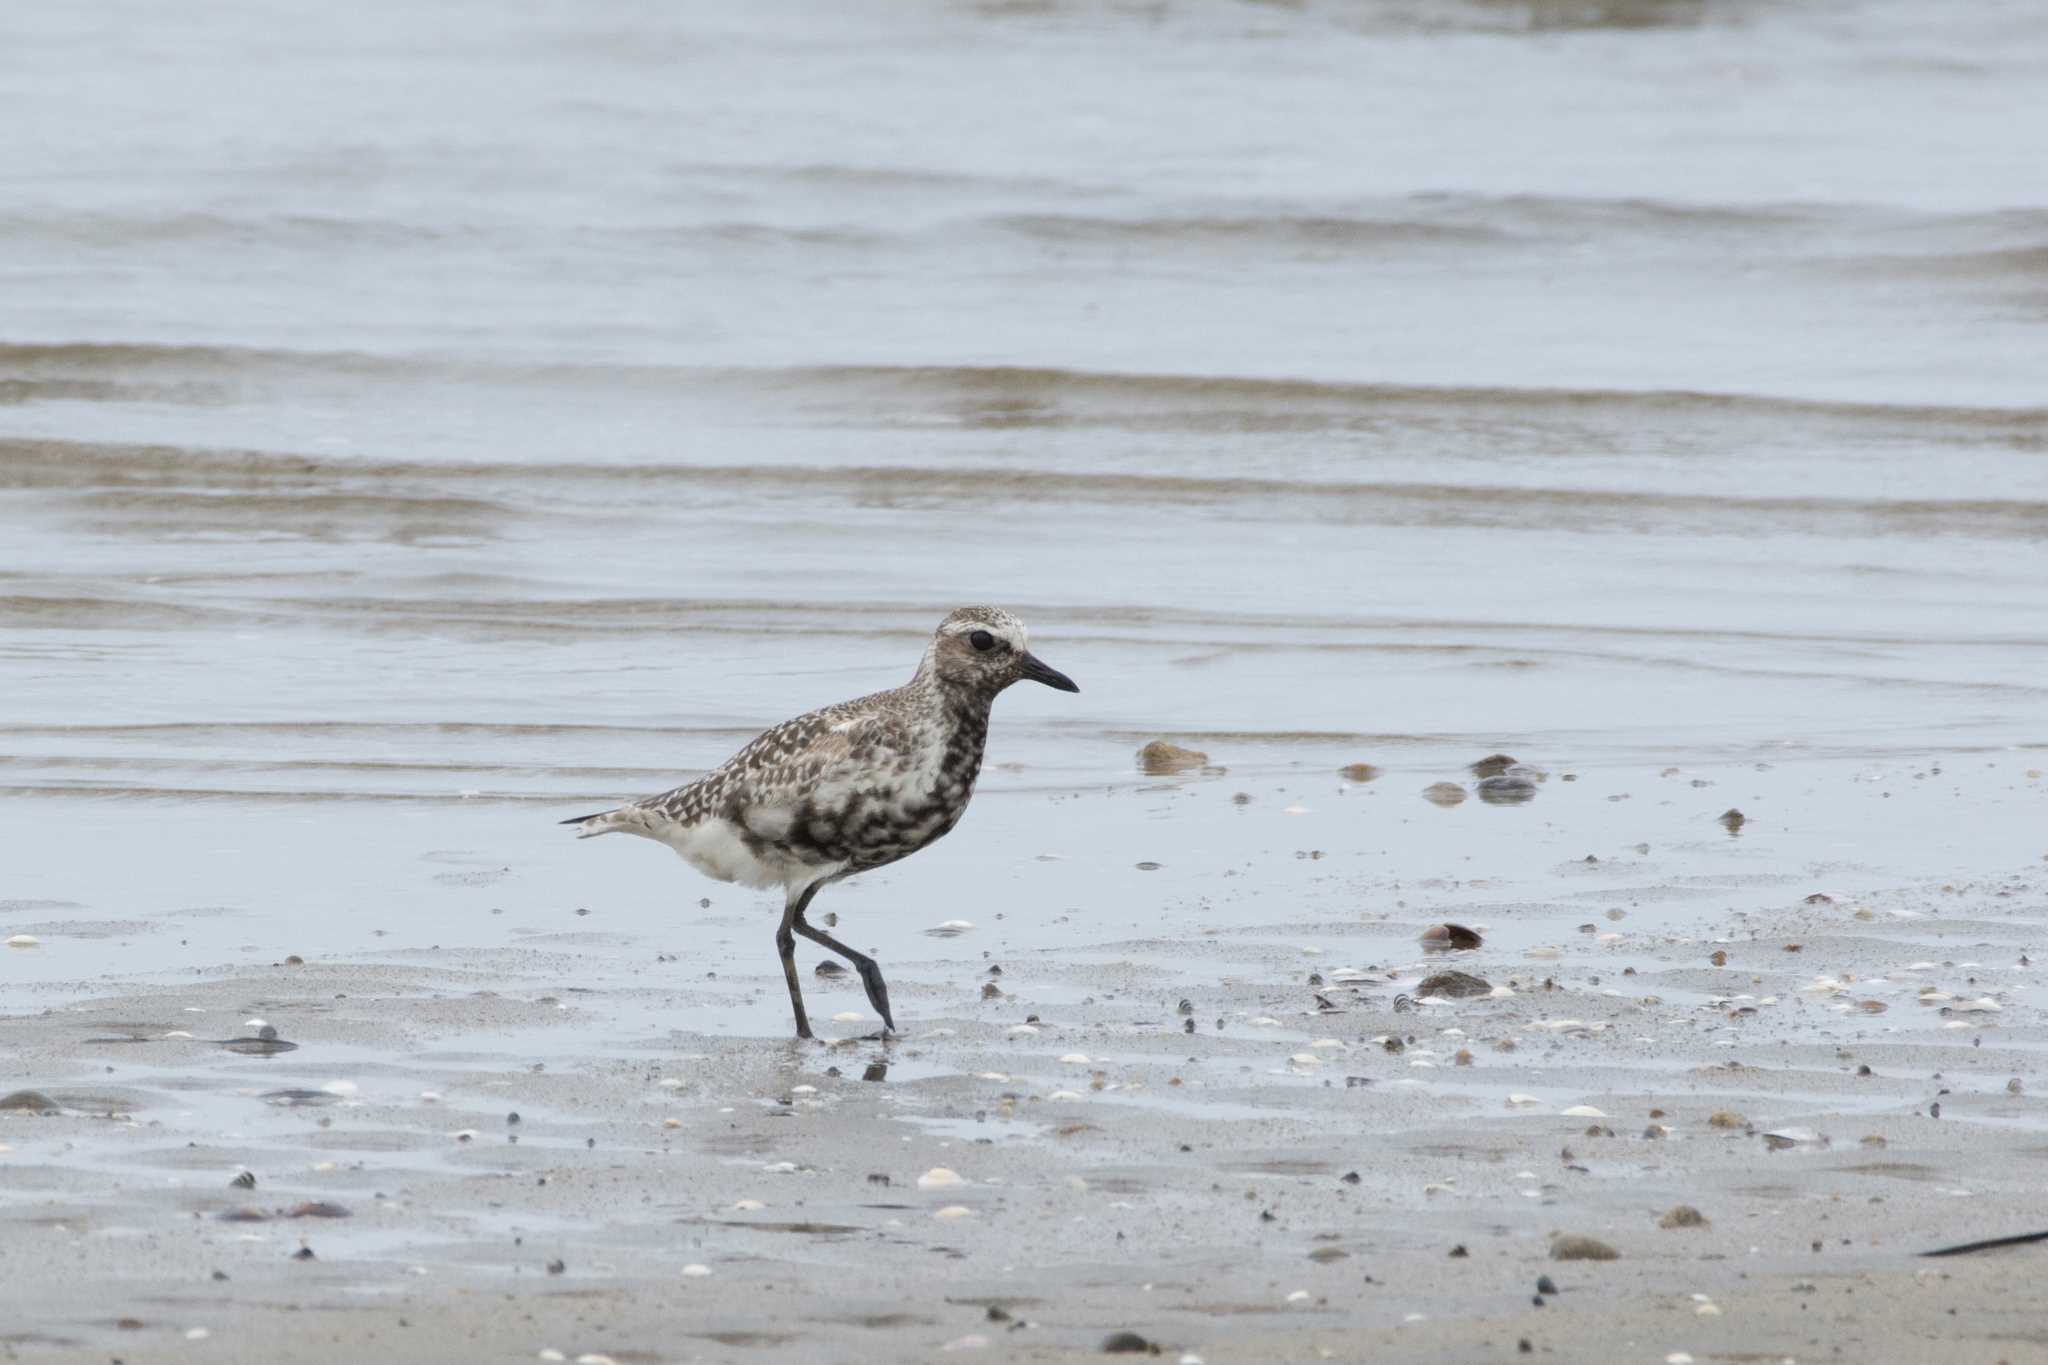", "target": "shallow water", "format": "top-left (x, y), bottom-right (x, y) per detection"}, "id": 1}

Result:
top-left (4, 0), bottom-right (2046, 1011)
